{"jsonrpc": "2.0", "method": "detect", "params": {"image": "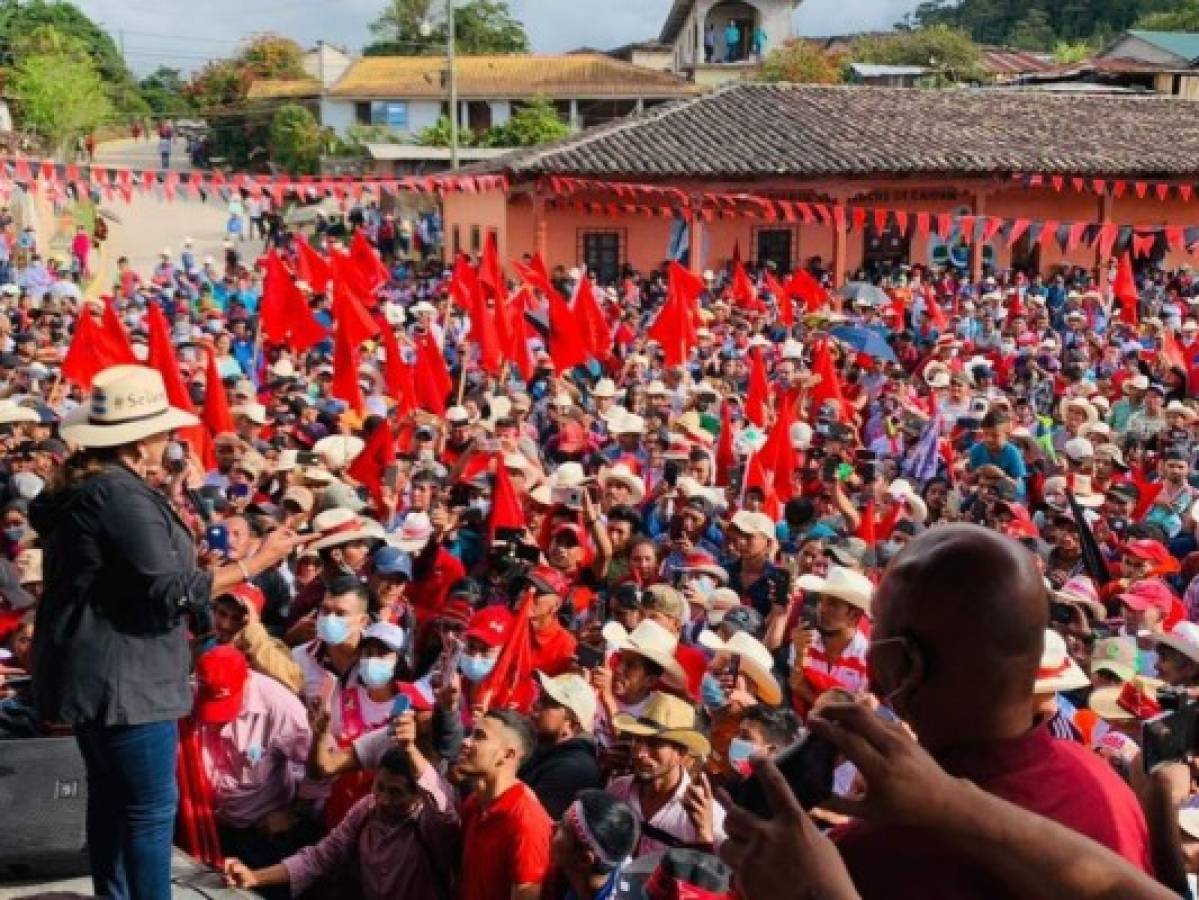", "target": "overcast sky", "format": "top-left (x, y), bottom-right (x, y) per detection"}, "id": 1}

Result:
top-left (77, 0), bottom-right (921, 74)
